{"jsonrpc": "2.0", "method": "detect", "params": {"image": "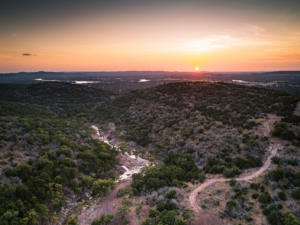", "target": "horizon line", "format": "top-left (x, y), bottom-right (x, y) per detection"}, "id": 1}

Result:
top-left (1, 70), bottom-right (300, 75)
